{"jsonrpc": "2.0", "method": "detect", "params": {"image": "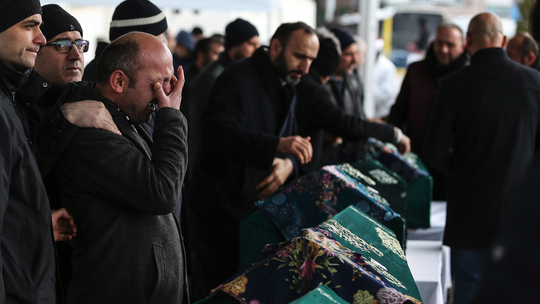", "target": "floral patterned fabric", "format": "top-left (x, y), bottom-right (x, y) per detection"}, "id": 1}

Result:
top-left (357, 139), bottom-right (433, 229)
top-left (349, 160), bottom-right (408, 223)
top-left (210, 206), bottom-right (422, 304)
top-left (255, 165), bottom-right (405, 246)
